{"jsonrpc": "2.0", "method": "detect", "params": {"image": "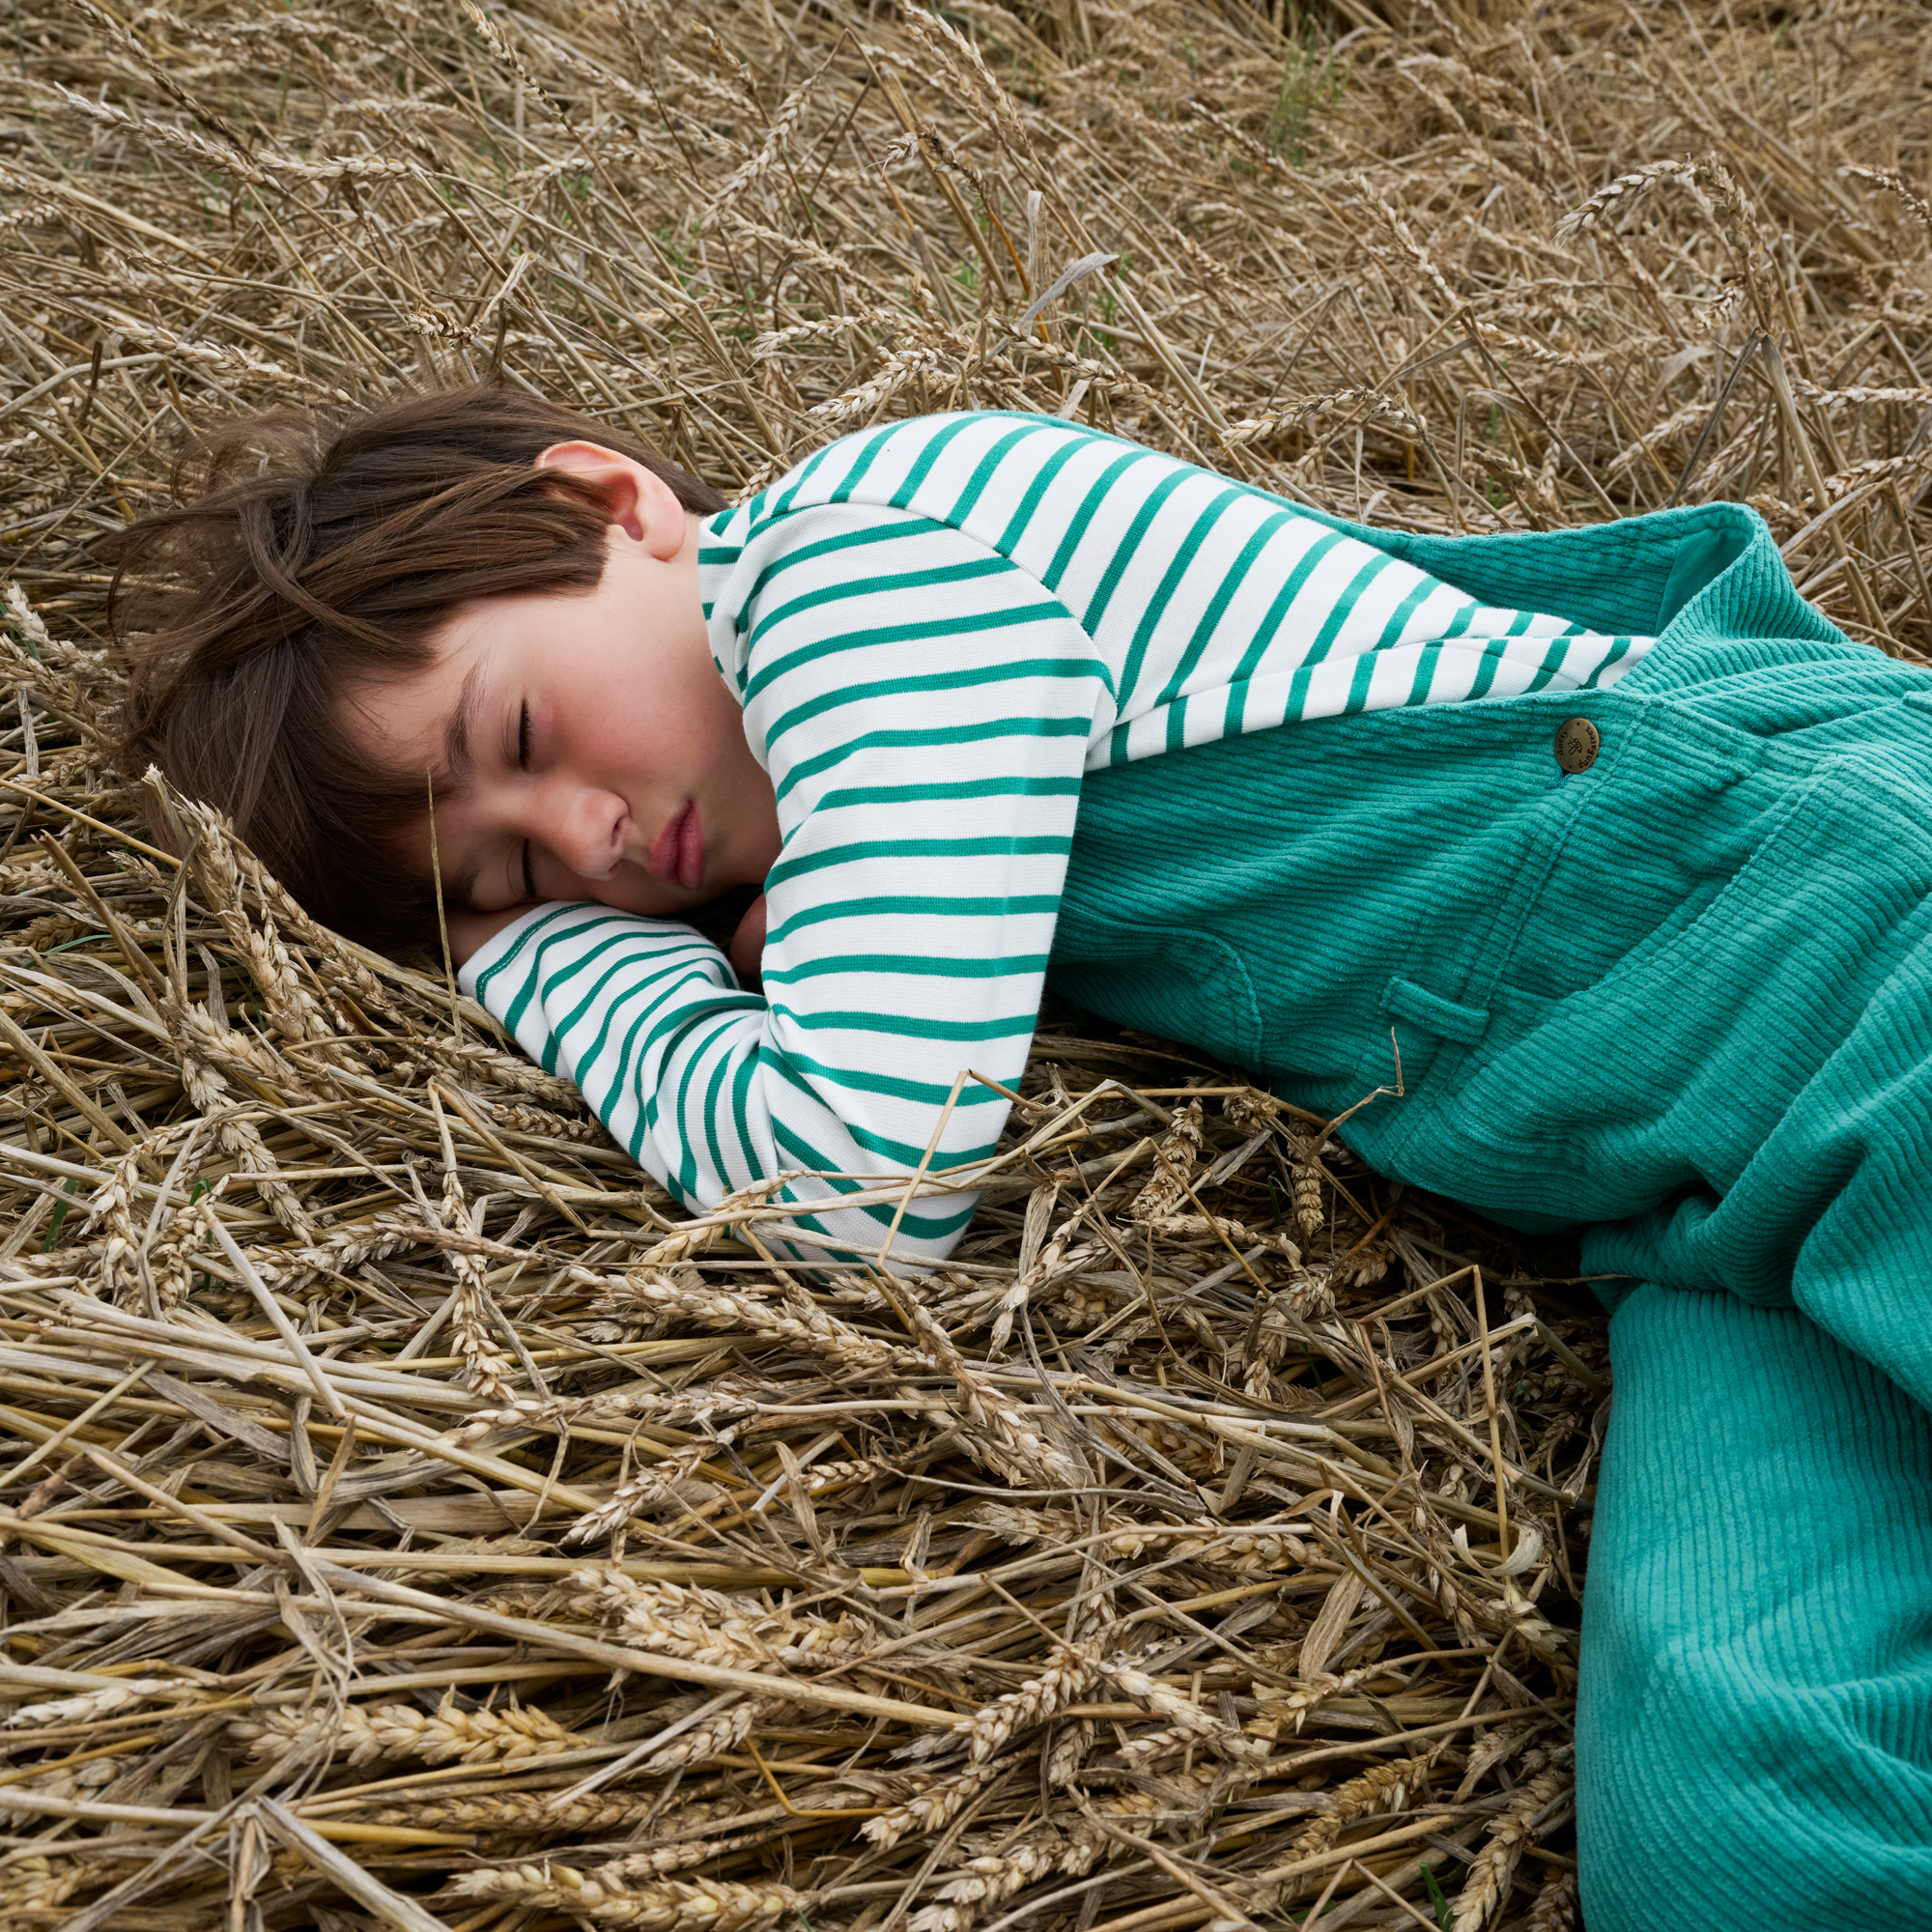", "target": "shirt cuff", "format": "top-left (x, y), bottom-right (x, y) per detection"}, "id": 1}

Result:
top-left (456, 902), bottom-right (568, 1002)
